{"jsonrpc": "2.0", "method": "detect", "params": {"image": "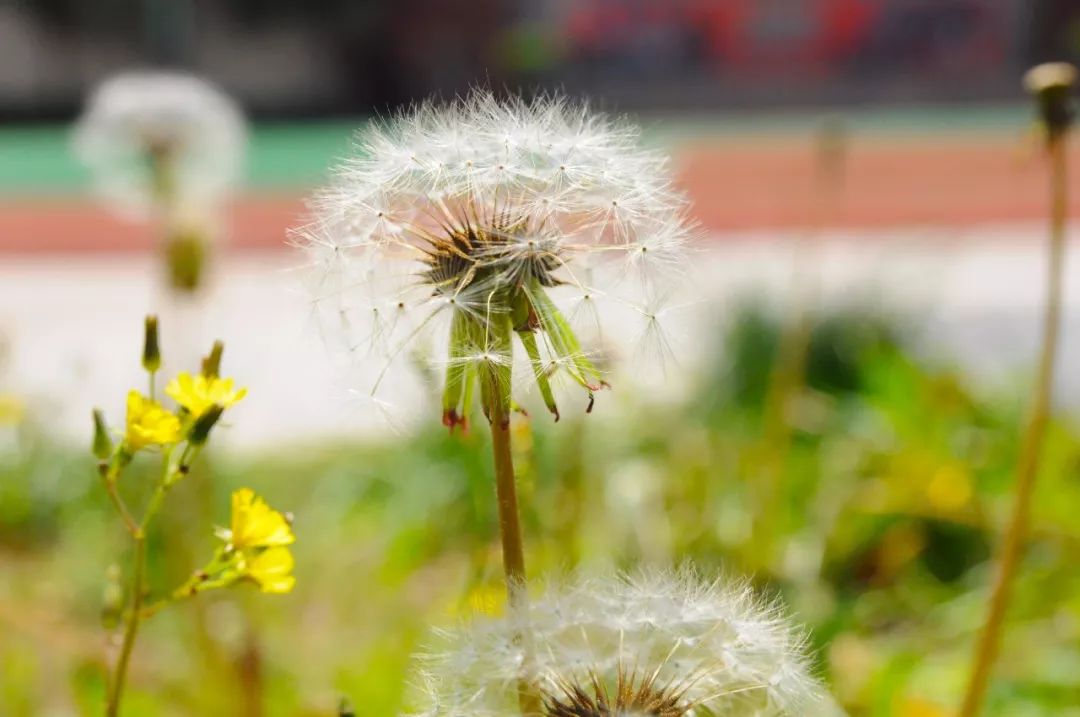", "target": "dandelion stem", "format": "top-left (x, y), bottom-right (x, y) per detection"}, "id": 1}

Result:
top-left (959, 129), bottom-right (1068, 717)
top-left (106, 532), bottom-right (146, 717)
top-left (488, 400), bottom-right (527, 608)
top-left (754, 118), bottom-right (843, 568)
top-left (486, 389), bottom-right (543, 715)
